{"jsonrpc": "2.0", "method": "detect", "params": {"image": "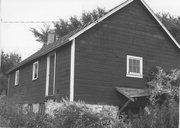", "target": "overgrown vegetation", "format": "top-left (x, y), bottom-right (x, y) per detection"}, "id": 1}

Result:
top-left (131, 99), bottom-right (179, 128)
top-left (132, 66), bottom-right (180, 128)
top-left (0, 97), bottom-right (130, 128)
